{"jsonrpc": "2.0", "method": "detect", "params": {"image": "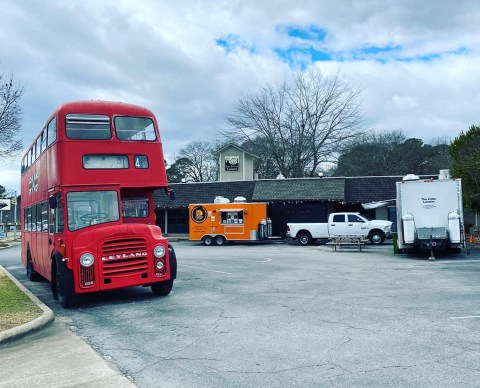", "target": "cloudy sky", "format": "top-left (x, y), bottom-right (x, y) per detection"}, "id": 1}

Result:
top-left (1, 0), bottom-right (479, 193)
